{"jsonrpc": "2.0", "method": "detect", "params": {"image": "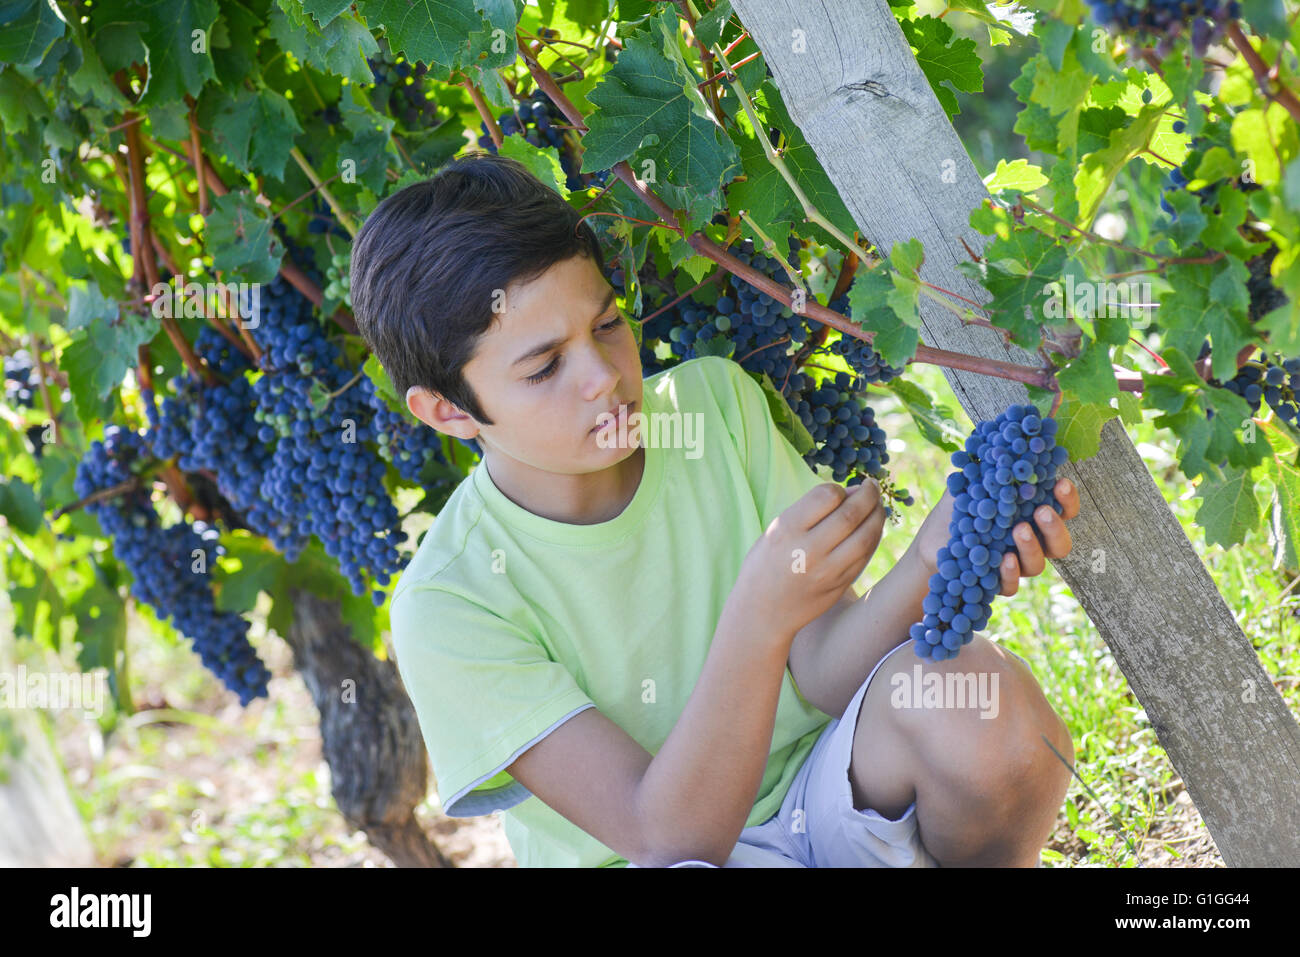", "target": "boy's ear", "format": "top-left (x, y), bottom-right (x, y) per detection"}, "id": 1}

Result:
top-left (407, 385), bottom-right (478, 440)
